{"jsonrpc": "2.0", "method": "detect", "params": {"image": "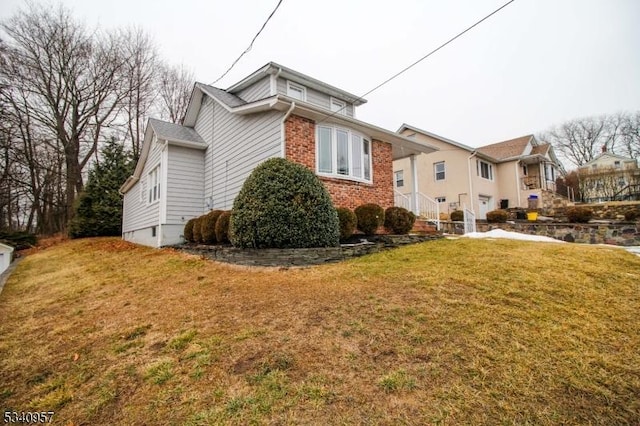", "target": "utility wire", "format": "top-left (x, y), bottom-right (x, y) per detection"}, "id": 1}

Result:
top-left (318, 0), bottom-right (516, 124)
top-left (210, 0), bottom-right (284, 86)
